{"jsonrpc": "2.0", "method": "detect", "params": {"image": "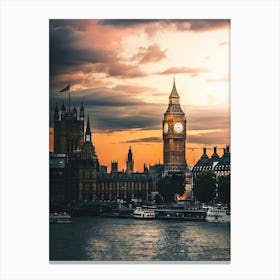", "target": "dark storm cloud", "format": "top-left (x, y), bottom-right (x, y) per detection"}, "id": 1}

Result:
top-left (157, 67), bottom-right (209, 75)
top-left (49, 86), bottom-right (165, 130)
top-left (99, 19), bottom-right (230, 32)
top-left (176, 20), bottom-right (230, 32)
top-left (50, 87), bottom-right (229, 136)
top-left (50, 25), bottom-right (116, 76)
top-left (50, 19), bottom-right (93, 31)
top-left (98, 19), bottom-right (159, 27)
top-left (121, 137), bottom-right (162, 143)
top-left (87, 102), bottom-right (229, 133)
top-left (188, 129), bottom-right (230, 145)
top-left (93, 111), bottom-right (161, 131)
top-left (112, 84), bottom-right (156, 93)
top-left (51, 87), bottom-right (144, 107)
top-left (184, 105), bottom-right (230, 131)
